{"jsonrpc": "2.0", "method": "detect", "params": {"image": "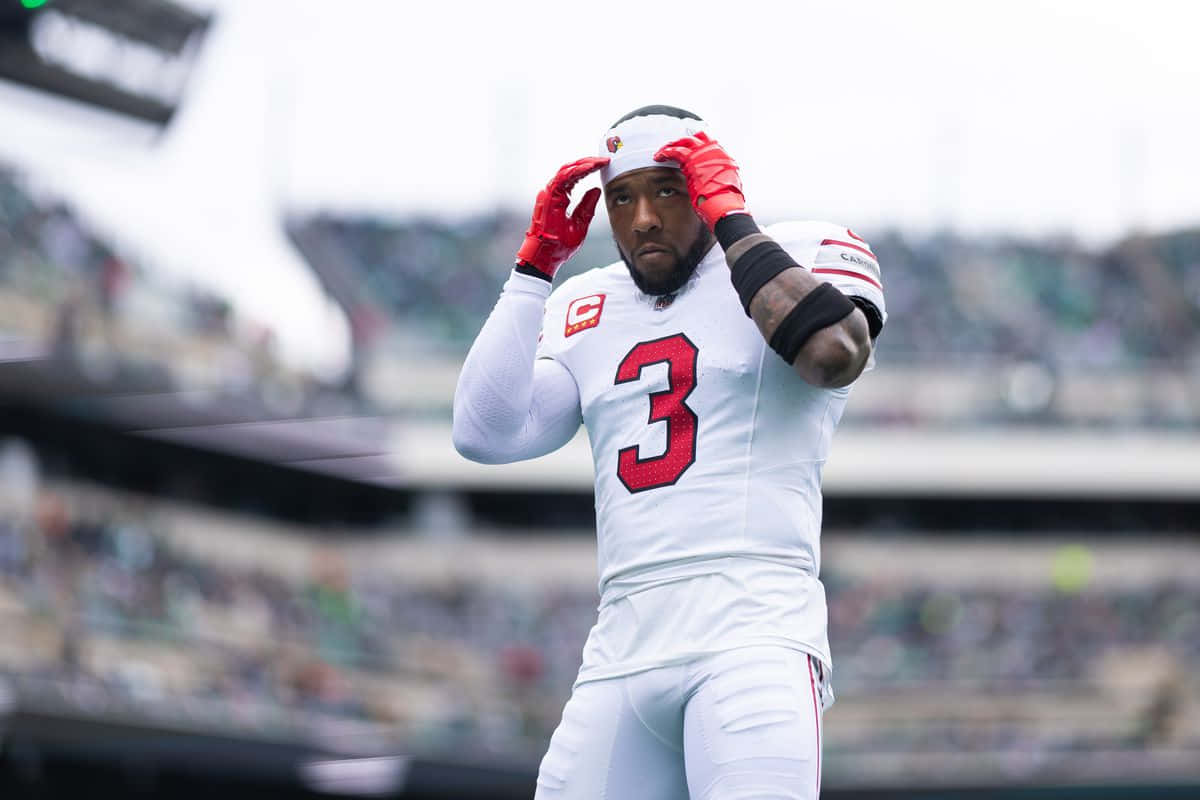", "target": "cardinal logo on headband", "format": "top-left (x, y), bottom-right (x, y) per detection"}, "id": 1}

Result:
top-left (605, 136), bottom-right (623, 153)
